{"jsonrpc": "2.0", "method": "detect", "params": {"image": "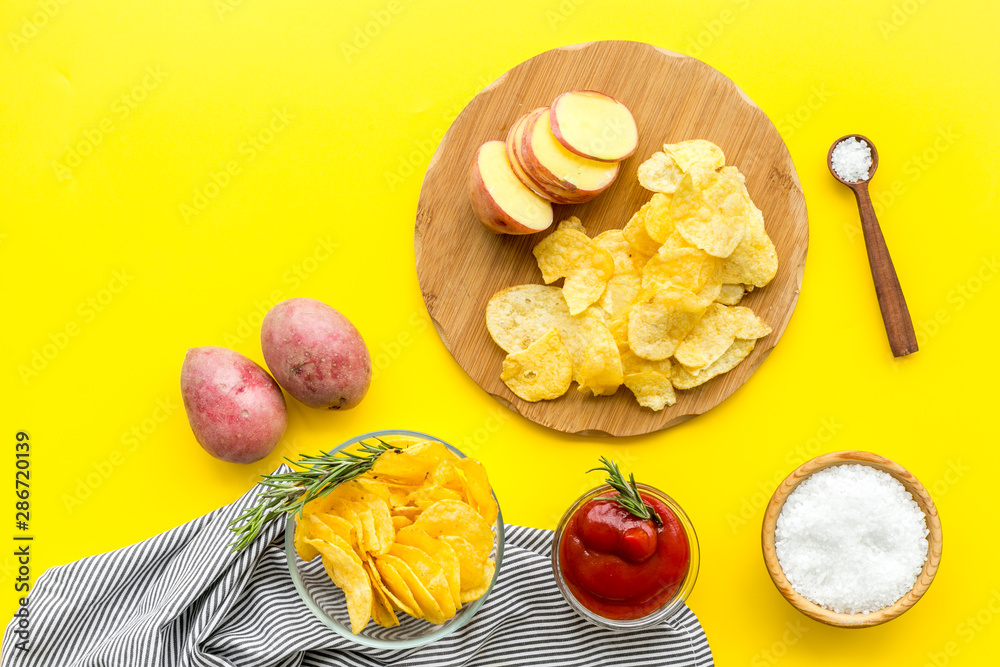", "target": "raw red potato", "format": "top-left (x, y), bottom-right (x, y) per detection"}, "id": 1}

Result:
top-left (468, 140), bottom-right (554, 234)
top-left (181, 346), bottom-right (287, 463)
top-left (261, 298), bottom-right (372, 410)
top-left (550, 90), bottom-right (638, 162)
